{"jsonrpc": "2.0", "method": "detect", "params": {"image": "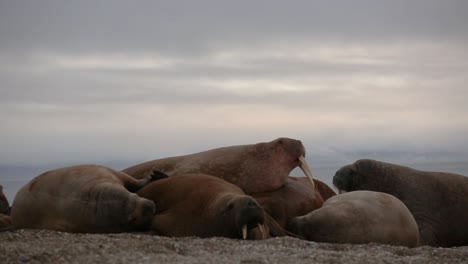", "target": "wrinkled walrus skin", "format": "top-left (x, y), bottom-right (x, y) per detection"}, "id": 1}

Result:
top-left (11, 165), bottom-right (156, 233)
top-left (333, 159), bottom-right (468, 247)
top-left (123, 137), bottom-right (314, 194)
